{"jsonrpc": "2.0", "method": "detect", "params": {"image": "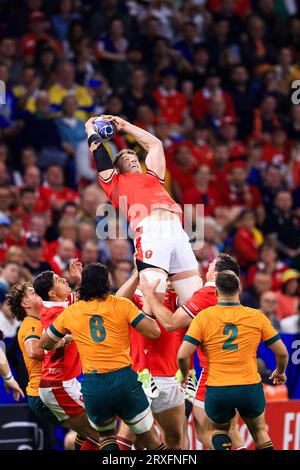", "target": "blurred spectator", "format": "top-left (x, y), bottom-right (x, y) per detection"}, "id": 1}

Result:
top-left (0, 212), bottom-right (11, 265)
top-left (78, 221), bottom-right (96, 246)
top-left (122, 68), bottom-right (156, 121)
top-left (20, 11), bottom-right (62, 62)
top-left (247, 243), bottom-right (288, 291)
top-left (94, 17), bottom-right (128, 91)
top-left (280, 304), bottom-right (300, 333)
top-left (52, 0), bottom-right (82, 41)
top-left (0, 301), bottom-right (20, 338)
top-left (23, 235), bottom-right (52, 277)
top-left (240, 271), bottom-right (272, 309)
top-left (105, 238), bottom-right (133, 270)
top-left (35, 44), bottom-right (58, 89)
top-left (0, 37), bottom-right (22, 86)
top-left (6, 215), bottom-right (25, 248)
top-left (233, 209), bottom-right (263, 270)
top-left (0, 262), bottom-right (20, 304)
top-left (241, 16), bottom-right (277, 74)
top-left (273, 46), bottom-right (300, 97)
top-left (41, 164), bottom-right (79, 213)
top-left (223, 162), bottom-right (264, 223)
top-left (81, 240), bottom-right (99, 266)
top-left (263, 190), bottom-right (300, 261)
top-left (191, 69), bottom-right (236, 124)
top-left (174, 21), bottom-right (199, 64)
top-left (153, 69), bottom-right (187, 126)
top-left (56, 95), bottom-right (96, 183)
top-left (76, 184), bottom-right (106, 224)
top-left (48, 60), bottom-right (93, 120)
top-left (6, 246), bottom-right (25, 268)
top-left (286, 141), bottom-right (300, 190)
top-left (182, 164), bottom-right (220, 218)
top-left (89, 0), bottom-right (129, 40)
top-left (253, 94), bottom-right (280, 139)
top-left (286, 105), bottom-right (300, 141)
top-left (260, 290), bottom-right (281, 330)
top-left (259, 164), bottom-right (286, 212)
top-left (111, 259), bottom-right (133, 292)
top-left (168, 143), bottom-right (196, 202)
top-left (275, 269), bottom-right (299, 320)
top-left (49, 238), bottom-right (75, 275)
top-left (228, 64), bottom-right (257, 137)
top-left (21, 91), bottom-right (66, 169)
